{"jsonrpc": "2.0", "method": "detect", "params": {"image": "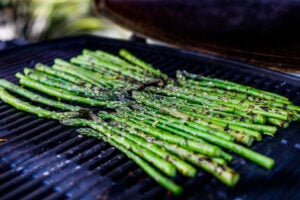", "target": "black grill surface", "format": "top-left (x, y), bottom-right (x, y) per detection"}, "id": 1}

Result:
top-left (0, 35), bottom-right (300, 200)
